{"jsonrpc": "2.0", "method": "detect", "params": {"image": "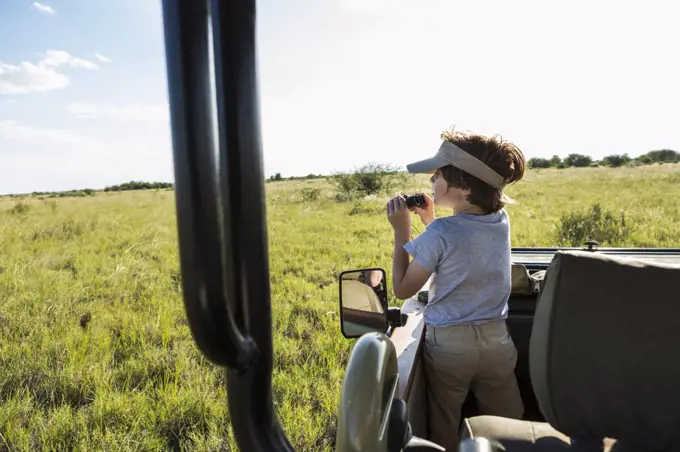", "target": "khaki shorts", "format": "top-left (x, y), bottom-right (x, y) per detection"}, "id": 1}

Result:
top-left (423, 319), bottom-right (524, 450)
